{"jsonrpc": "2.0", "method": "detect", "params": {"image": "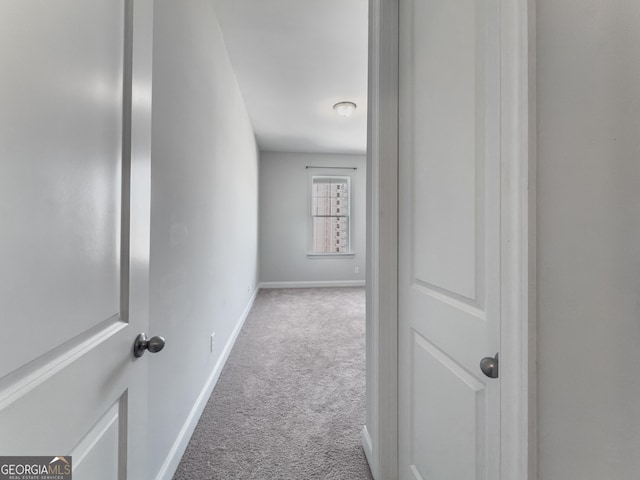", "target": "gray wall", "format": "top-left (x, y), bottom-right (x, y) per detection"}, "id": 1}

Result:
top-left (149, 1), bottom-right (259, 477)
top-left (260, 151), bottom-right (366, 284)
top-left (537, 0), bottom-right (640, 478)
